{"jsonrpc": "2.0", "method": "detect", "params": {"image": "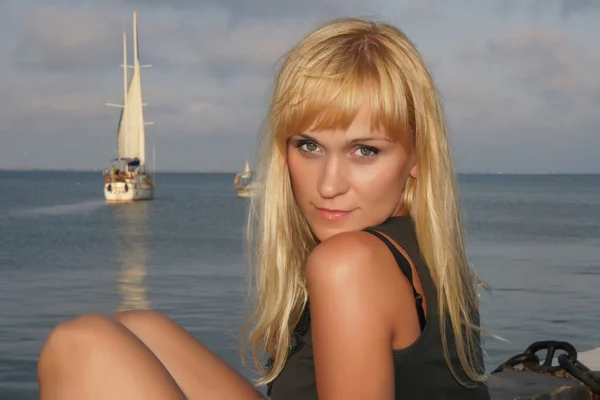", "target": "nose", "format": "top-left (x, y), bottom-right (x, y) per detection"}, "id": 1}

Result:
top-left (317, 155), bottom-right (349, 199)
